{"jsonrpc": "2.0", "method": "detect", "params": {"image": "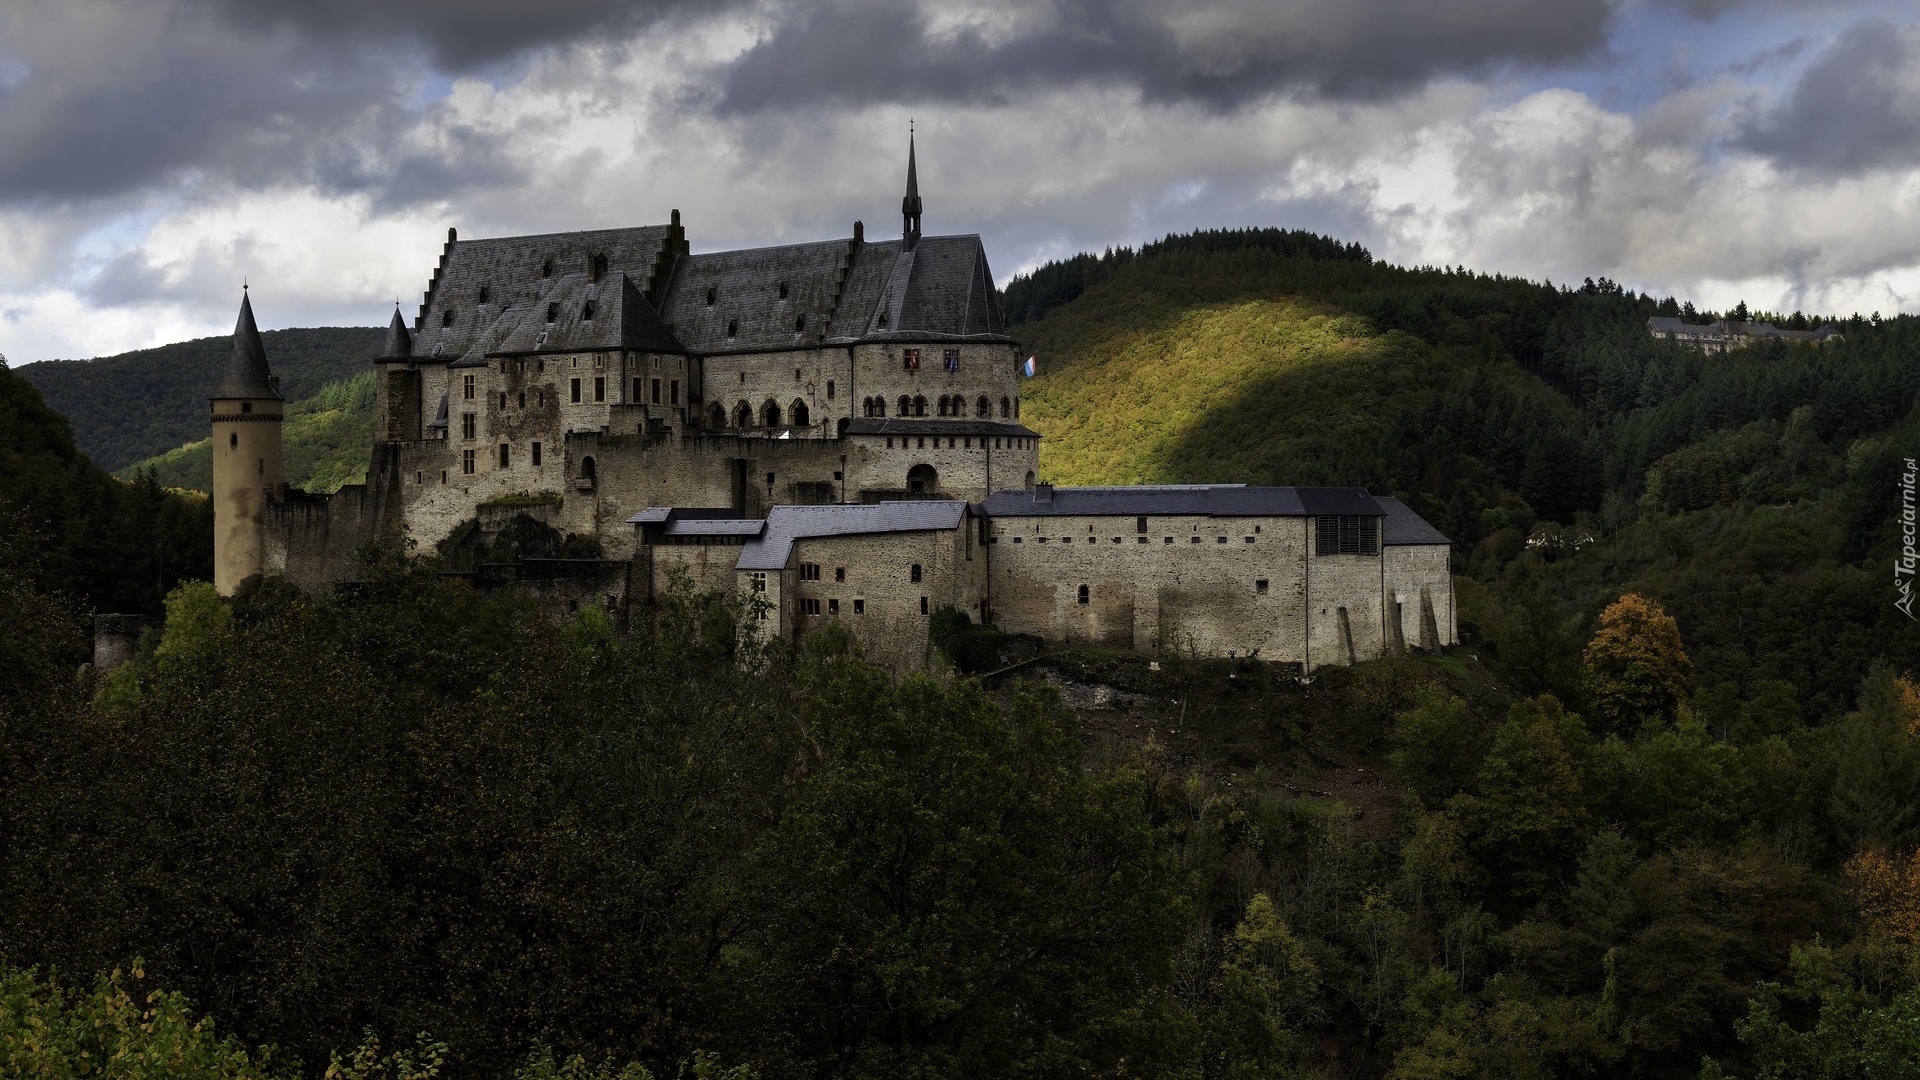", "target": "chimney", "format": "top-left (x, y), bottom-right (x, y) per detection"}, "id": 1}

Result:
top-left (1033, 482), bottom-right (1053, 506)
